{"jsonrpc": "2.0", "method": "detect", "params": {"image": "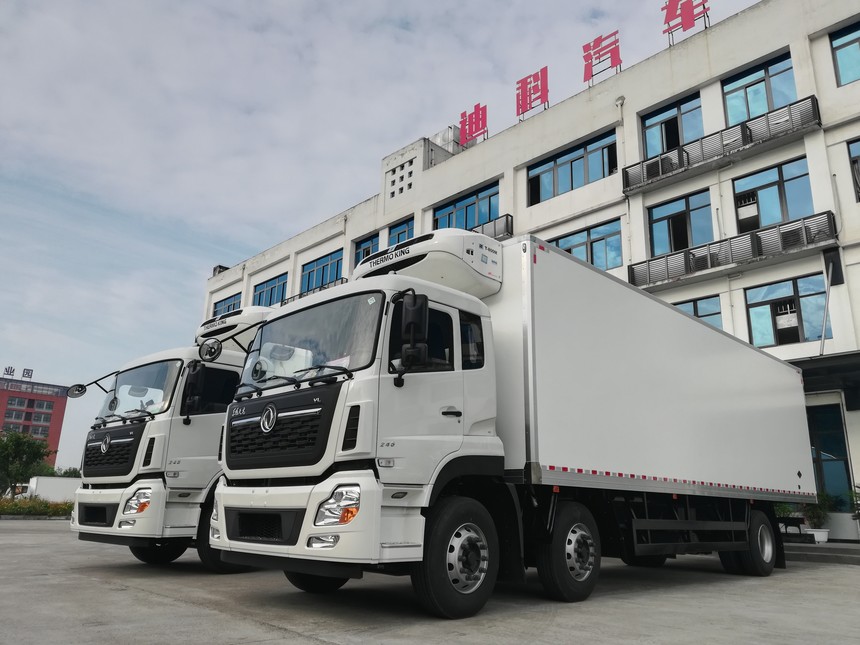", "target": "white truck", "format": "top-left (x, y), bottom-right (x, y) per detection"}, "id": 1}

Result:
top-left (27, 476), bottom-right (81, 502)
top-left (206, 229), bottom-right (816, 617)
top-left (68, 308), bottom-right (268, 571)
